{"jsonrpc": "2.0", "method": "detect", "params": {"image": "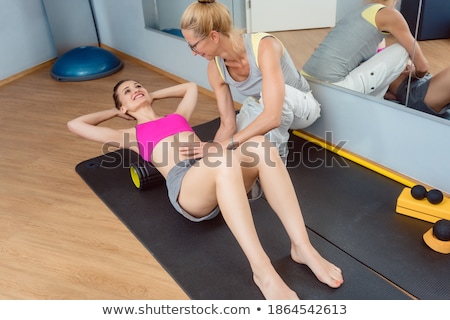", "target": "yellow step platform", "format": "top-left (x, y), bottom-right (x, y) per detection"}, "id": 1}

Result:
top-left (396, 187), bottom-right (450, 223)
